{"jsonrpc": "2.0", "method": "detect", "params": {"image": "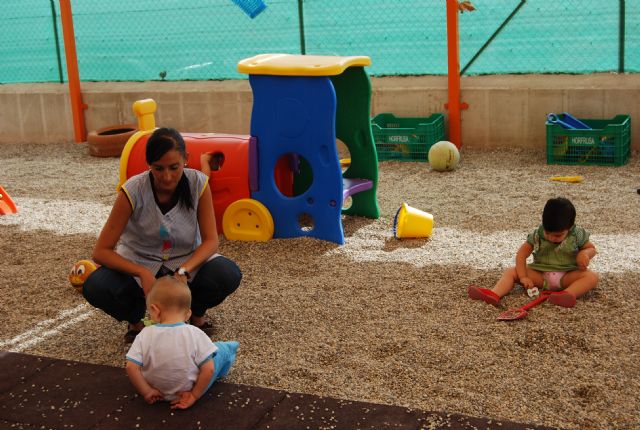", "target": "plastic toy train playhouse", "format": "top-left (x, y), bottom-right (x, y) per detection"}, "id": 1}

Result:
top-left (118, 54), bottom-right (380, 245)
